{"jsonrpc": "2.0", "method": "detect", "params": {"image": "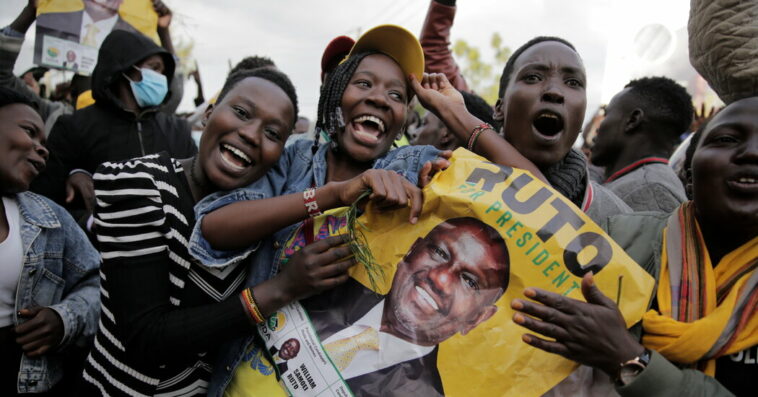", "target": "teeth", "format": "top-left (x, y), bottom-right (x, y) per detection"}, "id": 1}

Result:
top-left (539, 112), bottom-right (558, 119)
top-left (738, 177), bottom-right (757, 183)
top-left (354, 115), bottom-right (385, 133)
top-left (415, 286), bottom-right (439, 311)
top-left (222, 144), bottom-right (251, 164)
